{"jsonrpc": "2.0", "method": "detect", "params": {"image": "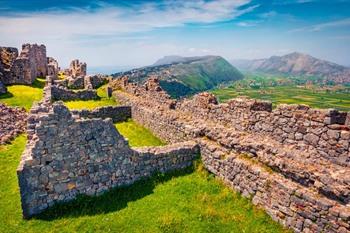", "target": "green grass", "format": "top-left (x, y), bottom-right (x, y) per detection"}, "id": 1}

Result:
top-left (64, 84), bottom-right (118, 110)
top-left (212, 85), bottom-right (350, 111)
top-left (0, 135), bottom-right (287, 233)
top-left (0, 78), bottom-right (45, 111)
top-left (115, 119), bottom-right (166, 147)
